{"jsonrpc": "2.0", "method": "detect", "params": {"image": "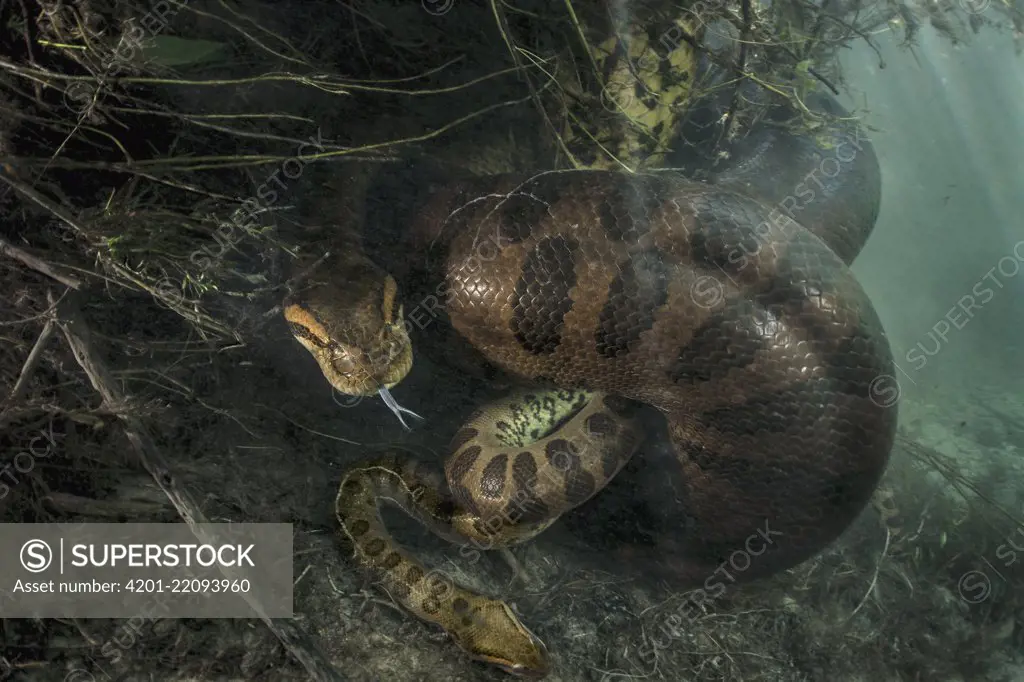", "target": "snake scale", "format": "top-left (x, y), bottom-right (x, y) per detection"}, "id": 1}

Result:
top-left (283, 87), bottom-right (897, 676)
